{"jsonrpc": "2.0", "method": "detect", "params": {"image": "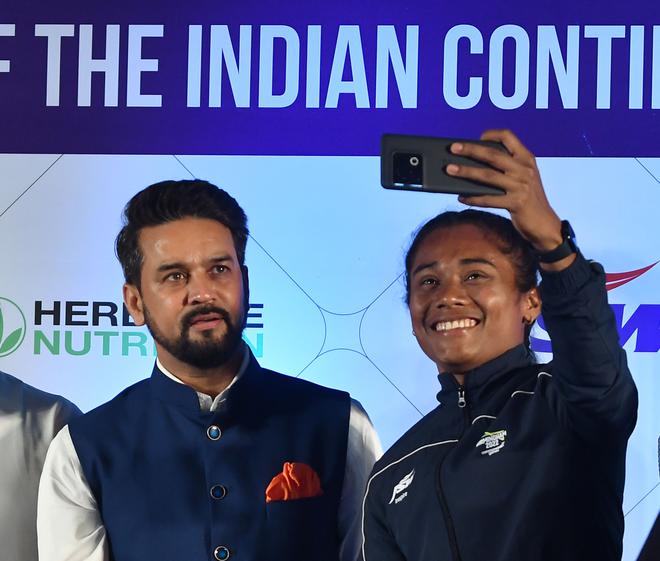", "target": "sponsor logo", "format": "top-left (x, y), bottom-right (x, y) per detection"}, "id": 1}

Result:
top-left (604, 263), bottom-right (657, 291)
top-left (0, 297), bottom-right (27, 357)
top-left (389, 468), bottom-right (415, 505)
top-left (0, 298), bottom-right (264, 359)
top-left (476, 429), bottom-right (507, 456)
top-left (532, 262), bottom-right (659, 353)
